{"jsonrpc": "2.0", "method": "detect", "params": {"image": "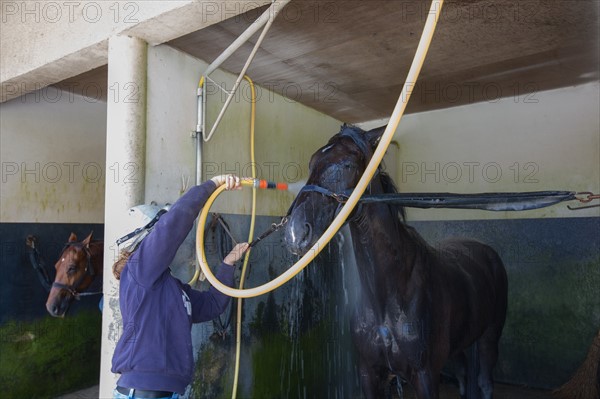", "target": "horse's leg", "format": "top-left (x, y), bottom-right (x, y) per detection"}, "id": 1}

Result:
top-left (358, 363), bottom-right (388, 399)
top-left (477, 251), bottom-right (507, 399)
top-left (410, 368), bottom-right (439, 399)
top-left (465, 343), bottom-right (482, 399)
top-left (476, 327), bottom-right (502, 399)
top-left (450, 352), bottom-right (468, 399)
